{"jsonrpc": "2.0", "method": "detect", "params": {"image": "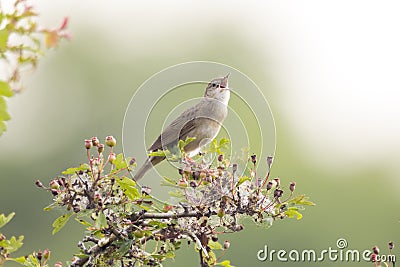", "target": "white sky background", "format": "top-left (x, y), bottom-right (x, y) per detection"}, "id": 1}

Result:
top-left (9, 1), bottom-right (400, 173)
